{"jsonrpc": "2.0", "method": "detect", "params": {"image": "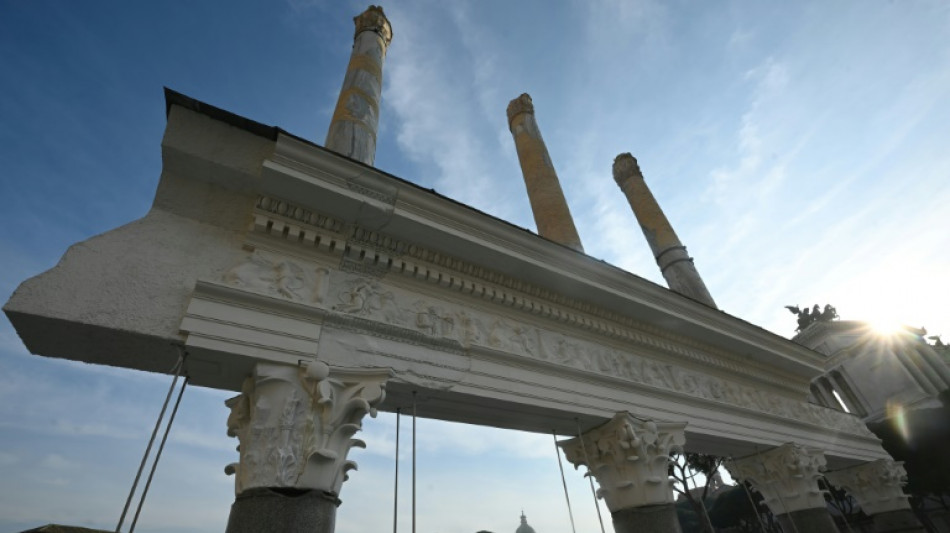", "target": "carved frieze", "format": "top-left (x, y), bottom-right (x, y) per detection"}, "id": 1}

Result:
top-left (825, 459), bottom-right (911, 515)
top-left (224, 361), bottom-right (391, 495)
top-left (223, 250), bottom-right (330, 304)
top-left (725, 443), bottom-right (828, 514)
top-left (559, 413), bottom-right (686, 510)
